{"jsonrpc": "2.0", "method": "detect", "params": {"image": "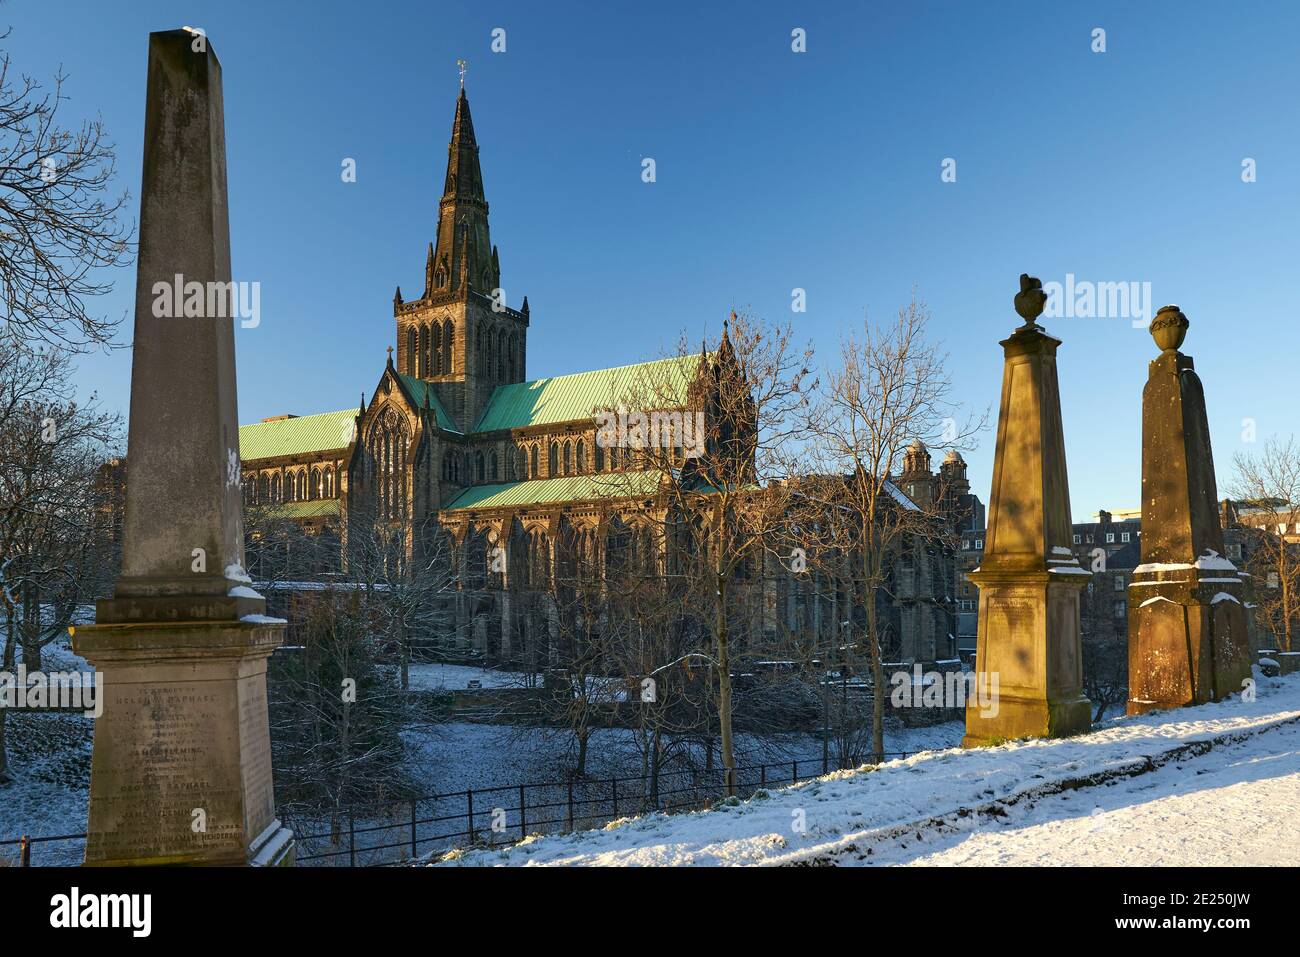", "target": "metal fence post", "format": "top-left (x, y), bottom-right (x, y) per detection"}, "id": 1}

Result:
top-left (519, 784), bottom-right (527, 840)
top-left (611, 778), bottom-right (617, 817)
top-left (792, 759), bottom-right (798, 784)
top-left (466, 789), bottom-right (475, 843)
top-left (348, 811), bottom-right (356, 867)
top-left (410, 799), bottom-right (418, 859)
top-left (19, 835), bottom-right (30, 867)
top-left (567, 780), bottom-right (575, 831)
top-left (760, 764), bottom-right (766, 786)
